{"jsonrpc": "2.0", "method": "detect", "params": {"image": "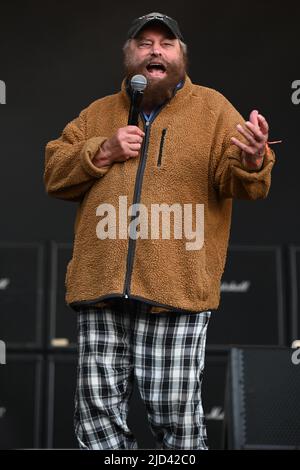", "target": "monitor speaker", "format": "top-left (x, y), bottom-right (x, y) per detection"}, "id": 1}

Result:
top-left (225, 346), bottom-right (300, 449)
